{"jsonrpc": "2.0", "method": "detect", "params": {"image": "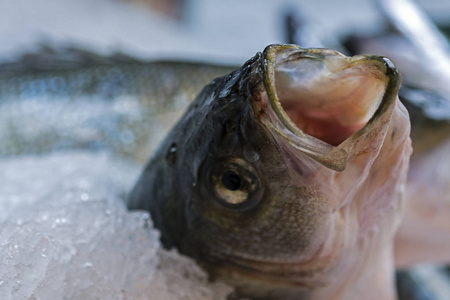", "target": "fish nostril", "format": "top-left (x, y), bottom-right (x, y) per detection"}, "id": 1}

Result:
top-left (166, 143), bottom-right (177, 166)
